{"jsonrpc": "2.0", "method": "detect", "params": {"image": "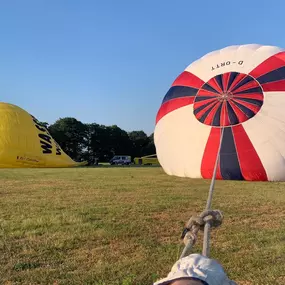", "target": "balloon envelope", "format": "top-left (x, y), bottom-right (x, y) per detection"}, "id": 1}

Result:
top-left (0, 102), bottom-right (87, 168)
top-left (154, 44), bottom-right (285, 181)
